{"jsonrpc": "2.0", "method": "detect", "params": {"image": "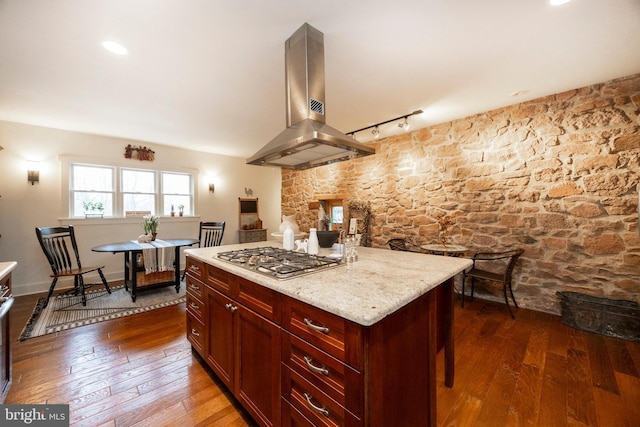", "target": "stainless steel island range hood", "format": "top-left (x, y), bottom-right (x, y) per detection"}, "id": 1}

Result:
top-left (247, 23), bottom-right (375, 170)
